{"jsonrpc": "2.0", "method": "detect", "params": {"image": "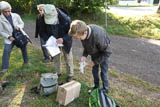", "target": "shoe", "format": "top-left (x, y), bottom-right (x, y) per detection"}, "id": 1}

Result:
top-left (30, 87), bottom-right (39, 94)
top-left (66, 76), bottom-right (73, 82)
top-left (1, 81), bottom-right (9, 89)
top-left (58, 73), bottom-right (62, 77)
top-left (50, 57), bottom-right (54, 62)
top-left (22, 62), bottom-right (29, 66)
top-left (88, 87), bottom-right (97, 94)
top-left (42, 59), bottom-right (50, 63)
